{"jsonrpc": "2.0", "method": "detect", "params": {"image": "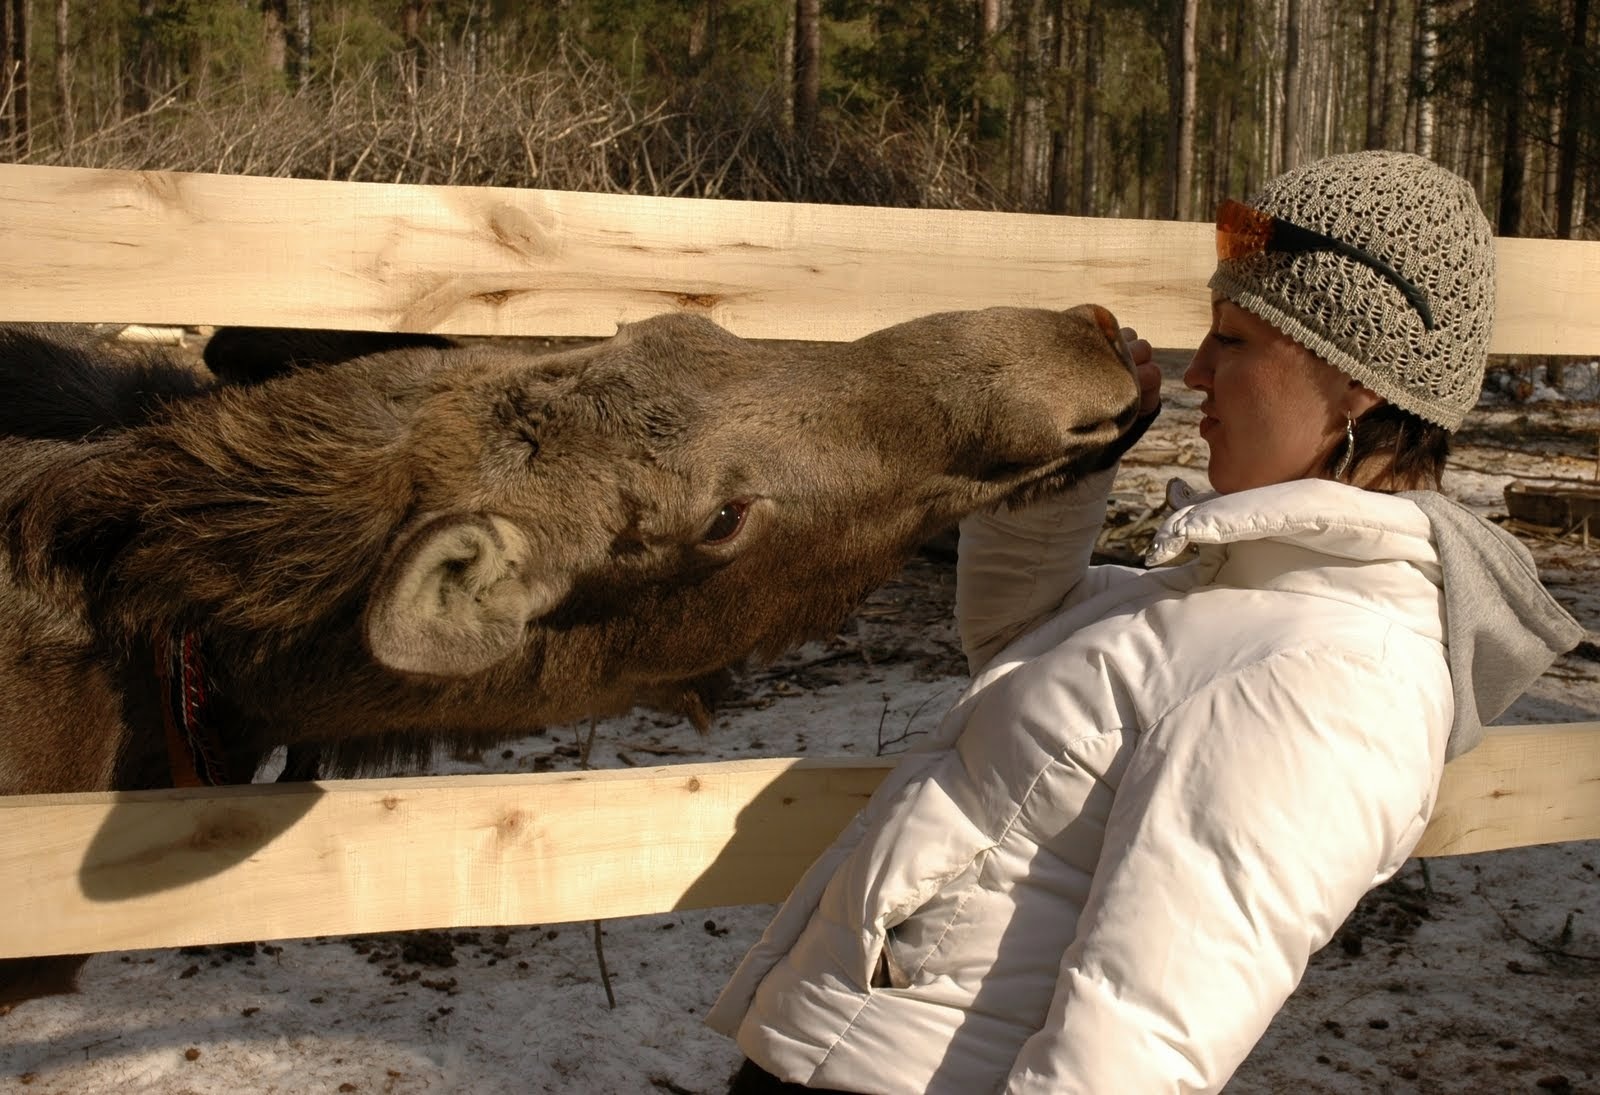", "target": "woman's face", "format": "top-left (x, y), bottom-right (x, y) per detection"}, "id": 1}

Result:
top-left (1183, 297), bottom-right (1366, 494)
